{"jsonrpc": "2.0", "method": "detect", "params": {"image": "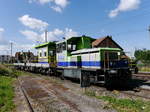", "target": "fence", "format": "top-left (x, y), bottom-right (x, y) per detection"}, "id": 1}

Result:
top-left (137, 61), bottom-right (150, 72)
